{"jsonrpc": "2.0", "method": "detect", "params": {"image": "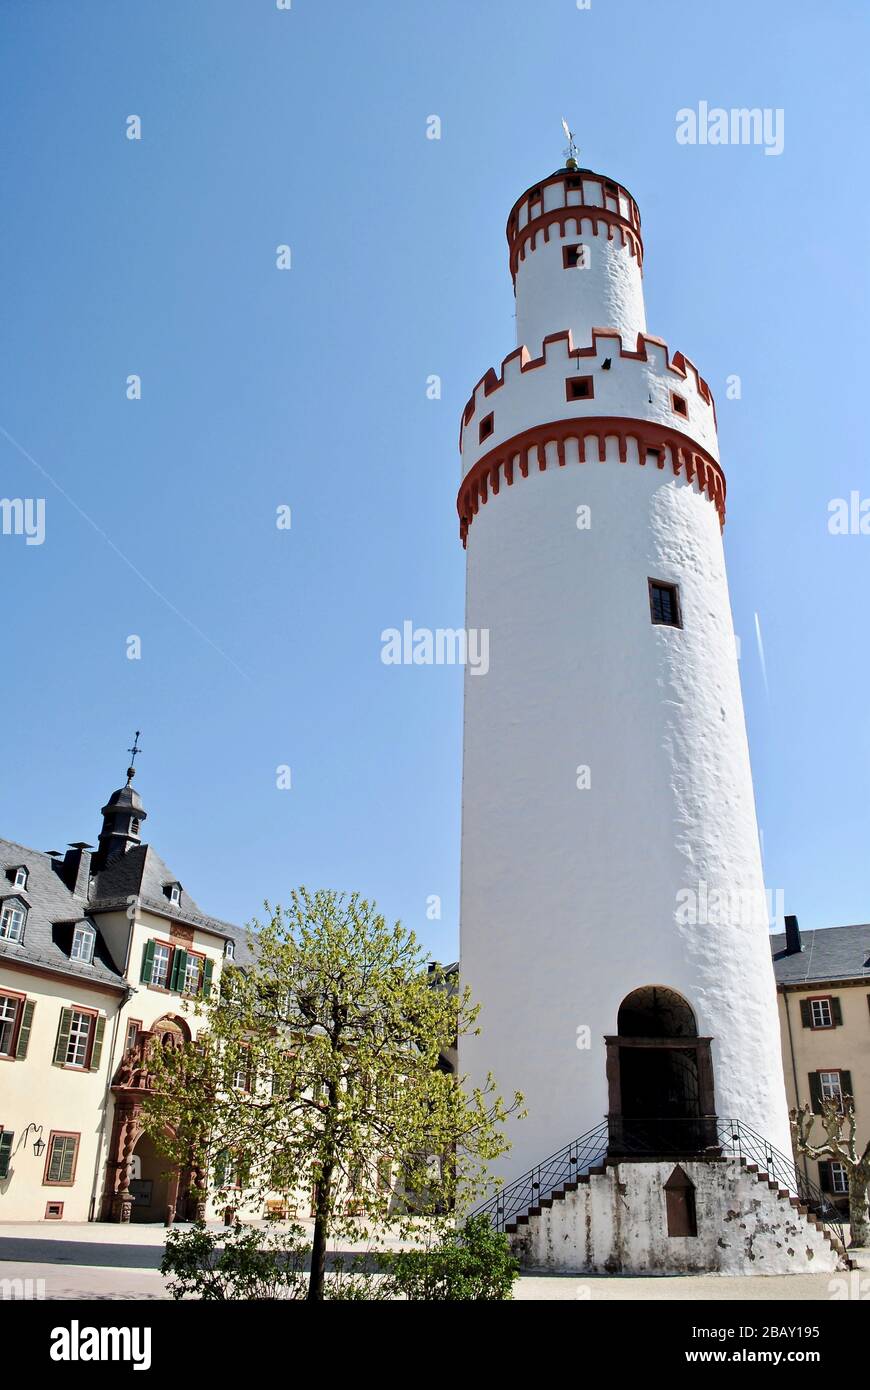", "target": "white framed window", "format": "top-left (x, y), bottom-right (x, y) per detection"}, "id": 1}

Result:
top-left (819, 1071), bottom-right (843, 1106)
top-left (232, 1050), bottom-right (252, 1091)
top-left (66, 1010), bottom-right (93, 1068)
top-left (0, 902), bottom-right (25, 942)
top-left (0, 994), bottom-right (19, 1055)
top-left (71, 922), bottom-right (96, 965)
top-left (811, 998), bottom-right (833, 1028)
top-left (169, 884), bottom-right (181, 906)
top-left (12, 867), bottom-right (28, 889)
top-left (224, 939), bottom-right (234, 959)
top-left (183, 954), bottom-right (203, 995)
top-left (830, 1161), bottom-right (849, 1195)
top-left (150, 943), bottom-right (171, 988)
top-left (125, 1019), bottom-right (141, 1054)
